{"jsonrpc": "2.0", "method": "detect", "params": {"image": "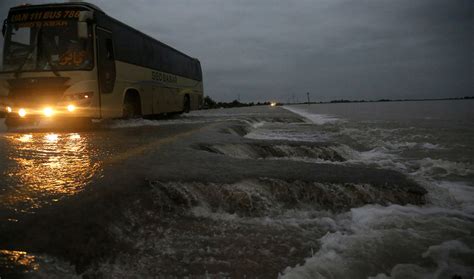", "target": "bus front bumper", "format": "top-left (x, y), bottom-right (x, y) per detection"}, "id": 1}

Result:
top-left (3, 104), bottom-right (97, 120)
